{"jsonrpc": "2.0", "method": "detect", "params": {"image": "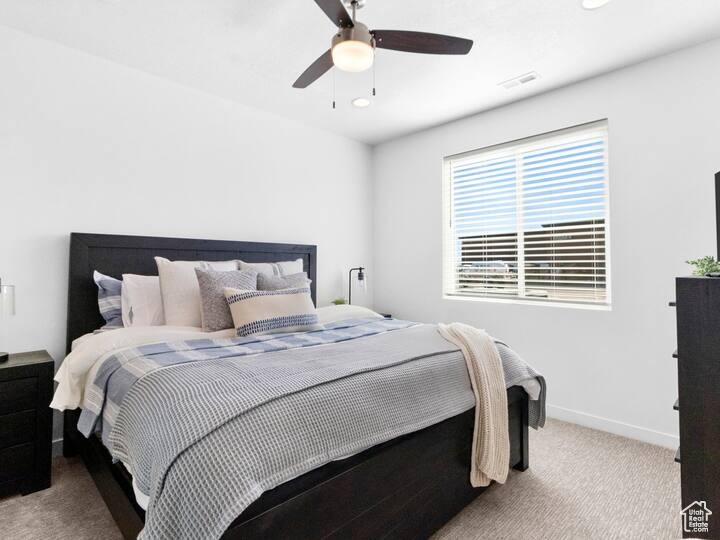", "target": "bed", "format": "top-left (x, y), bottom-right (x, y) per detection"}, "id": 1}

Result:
top-left (61, 232), bottom-right (535, 539)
